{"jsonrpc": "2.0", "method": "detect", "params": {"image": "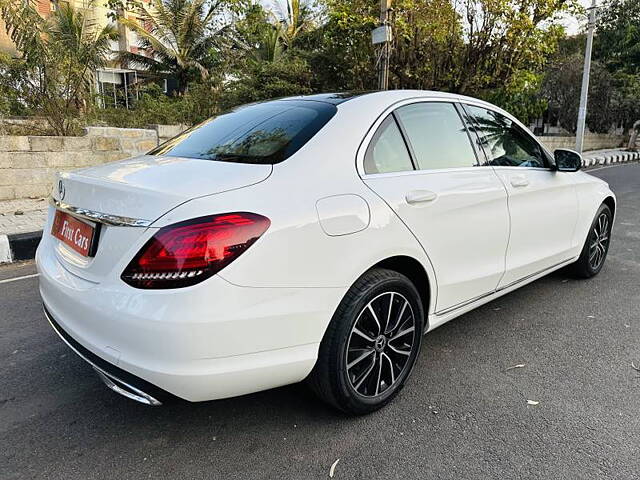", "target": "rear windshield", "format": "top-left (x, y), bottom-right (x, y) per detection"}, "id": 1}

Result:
top-left (148, 100), bottom-right (337, 164)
